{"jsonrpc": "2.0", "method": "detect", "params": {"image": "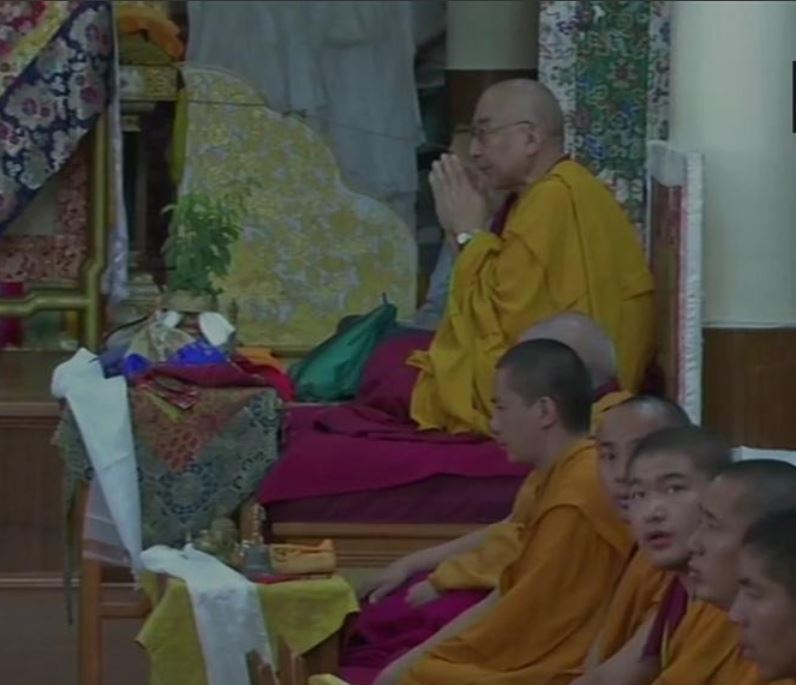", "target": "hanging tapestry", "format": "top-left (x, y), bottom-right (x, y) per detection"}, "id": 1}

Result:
top-left (0, 145), bottom-right (88, 284)
top-left (539, 0), bottom-right (671, 239)
top-left (0, 0), bottom-right (113, 236)
top-left (179, 65), bottom-right (417, 349)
